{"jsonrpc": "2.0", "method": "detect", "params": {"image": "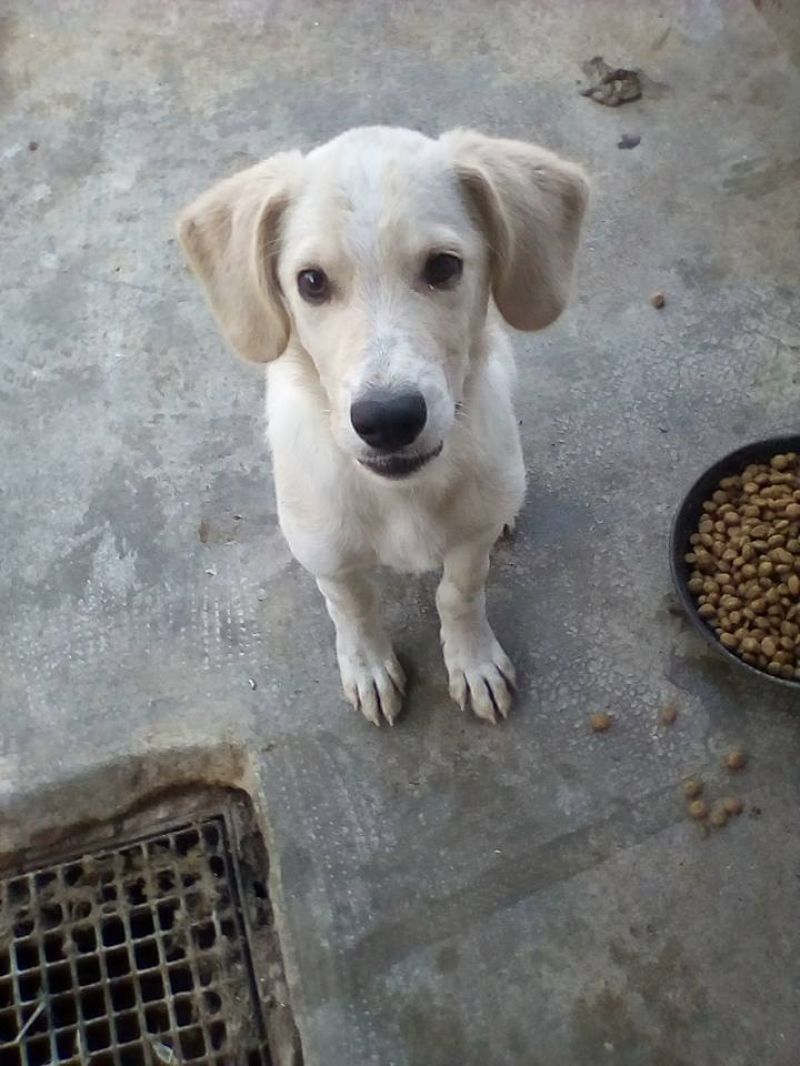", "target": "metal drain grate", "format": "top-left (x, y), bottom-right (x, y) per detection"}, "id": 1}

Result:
top-left (0, 813), bottom-right (276, 1065)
